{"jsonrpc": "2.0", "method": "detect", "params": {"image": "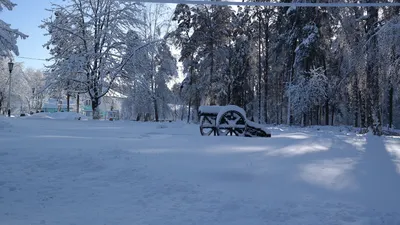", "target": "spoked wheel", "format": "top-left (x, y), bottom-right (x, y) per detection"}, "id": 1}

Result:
top-left (217, 110), bottom-right (246, 136)
top-left (200, 115), bottom-right (217, 136)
